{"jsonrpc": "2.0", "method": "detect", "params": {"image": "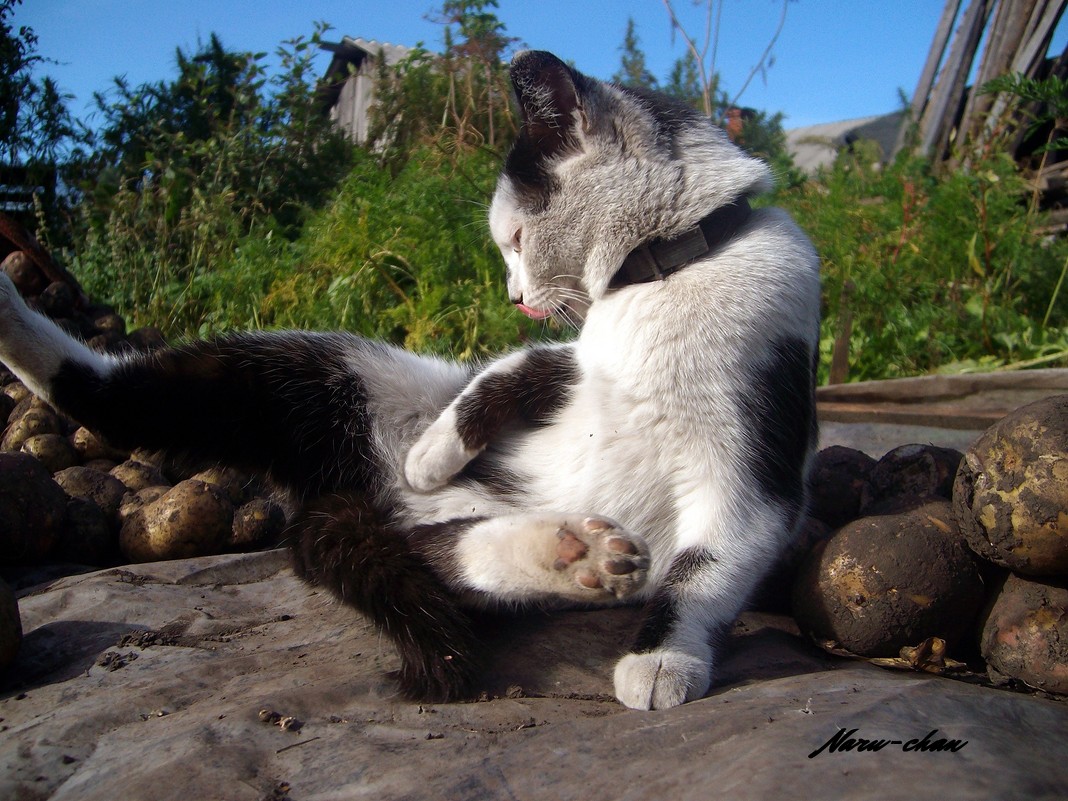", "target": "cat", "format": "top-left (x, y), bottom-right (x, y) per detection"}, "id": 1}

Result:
top-left (0, 50), bottom-right (820, 710)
